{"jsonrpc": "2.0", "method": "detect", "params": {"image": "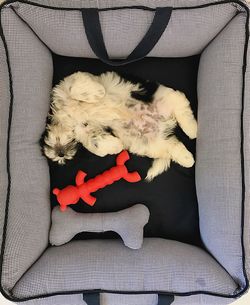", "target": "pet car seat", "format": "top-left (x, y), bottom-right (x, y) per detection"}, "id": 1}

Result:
top-left (0, 0), bottom-right (250, 304)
